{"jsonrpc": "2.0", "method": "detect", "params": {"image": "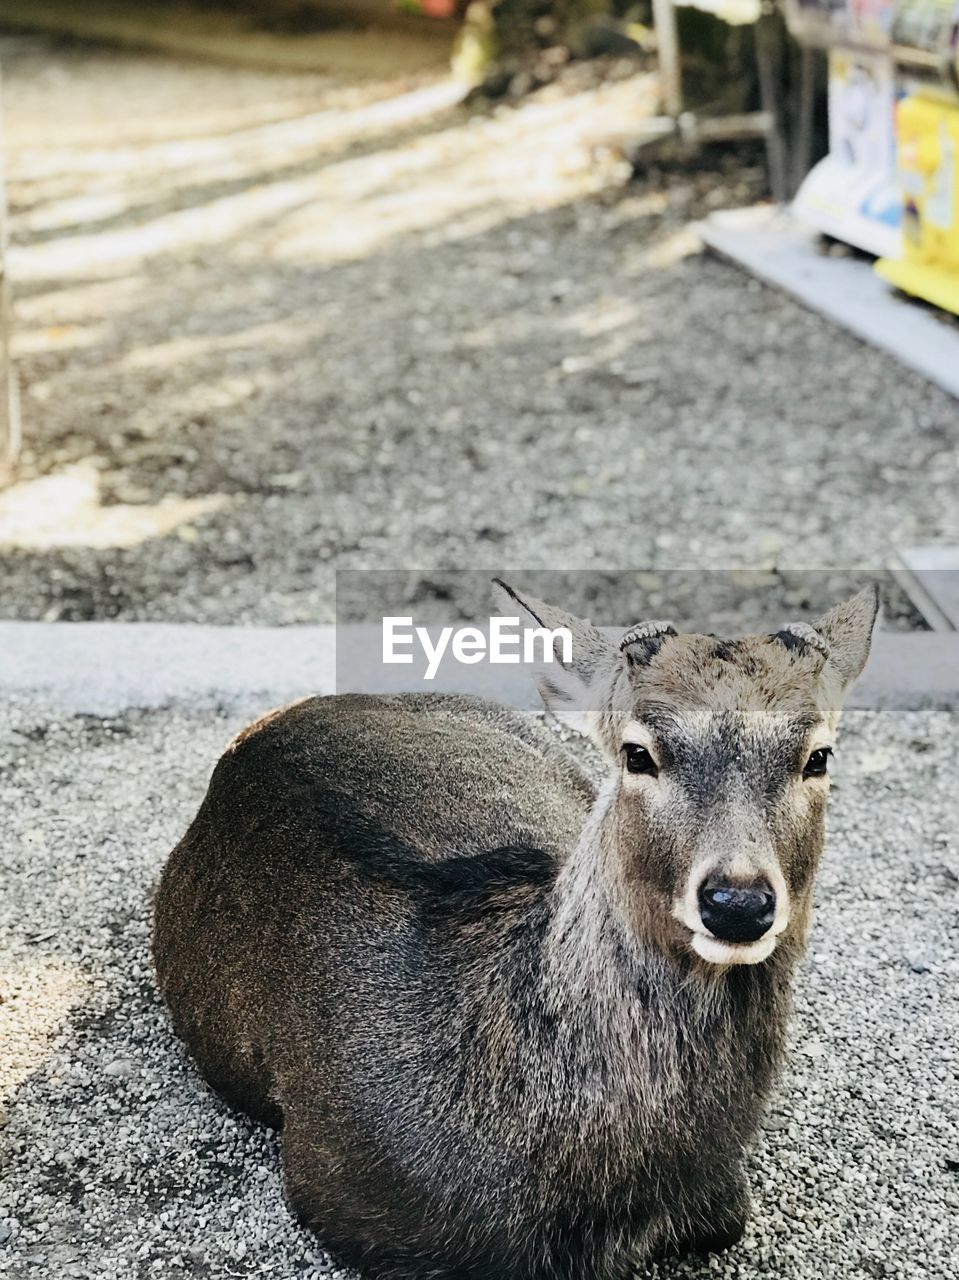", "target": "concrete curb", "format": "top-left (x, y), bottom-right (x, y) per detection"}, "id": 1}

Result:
top-left (0, 622), bottom-right (337, 715)
top-left (696, 208), bottom-right (959, 401)
top-left (0, 623), bottom-right (956, 716)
